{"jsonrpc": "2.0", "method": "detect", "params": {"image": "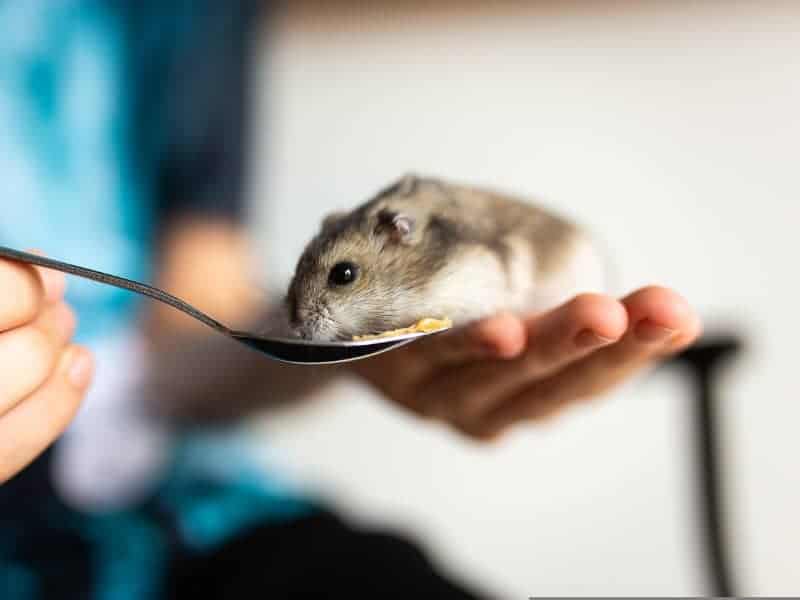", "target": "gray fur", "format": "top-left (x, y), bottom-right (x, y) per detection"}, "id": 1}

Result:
top-left (286, 174), bottom-right (585, 340)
